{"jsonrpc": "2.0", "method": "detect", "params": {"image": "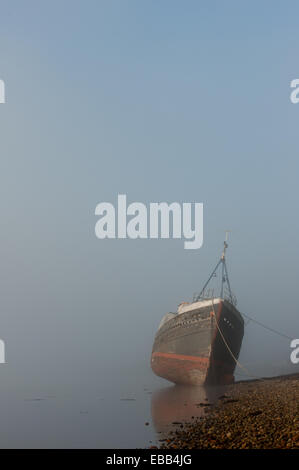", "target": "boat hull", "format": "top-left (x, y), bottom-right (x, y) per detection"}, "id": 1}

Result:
top-left (151, 300), bottom-right (244, 386)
